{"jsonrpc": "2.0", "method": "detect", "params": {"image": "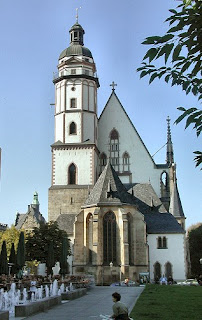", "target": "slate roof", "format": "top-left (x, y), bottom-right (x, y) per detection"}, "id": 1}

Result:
top-left (126, 183), bottom-right (184, 234)
top-left (169, 180), bottom-right (185, 218)
top-left (144, 211), bottom-right (184, 234)
top-left (15, 214), bottom-right (27, 229)
top-left (84, 161), bottom-right (135, 207)
top-left (126, 183), bottom-right (167, 214)
top-left (56, 214), bottom-right (77, 235)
